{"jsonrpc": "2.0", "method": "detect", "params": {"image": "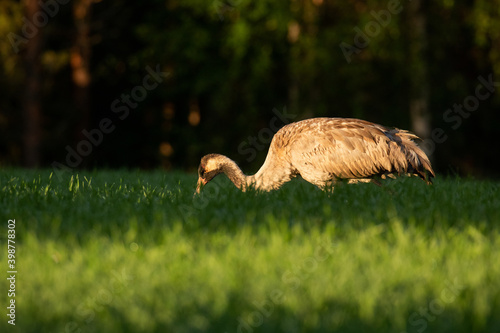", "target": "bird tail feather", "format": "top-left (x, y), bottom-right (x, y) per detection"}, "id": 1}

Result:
top-left (396, 130), bottom-right (435, 184)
